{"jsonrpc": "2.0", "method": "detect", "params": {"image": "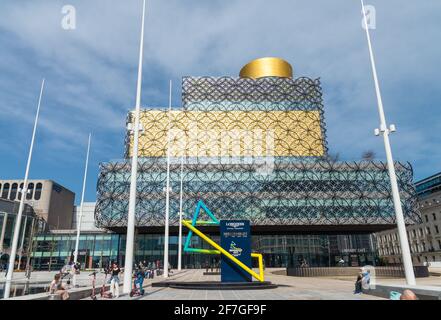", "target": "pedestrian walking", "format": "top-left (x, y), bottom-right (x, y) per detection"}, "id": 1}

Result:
top-left (110, 262), bottom-right (121, 298)
top-left (25, 265), bottom-right (32, 280)
top-left (4, 263), bottom-right (9, 277)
